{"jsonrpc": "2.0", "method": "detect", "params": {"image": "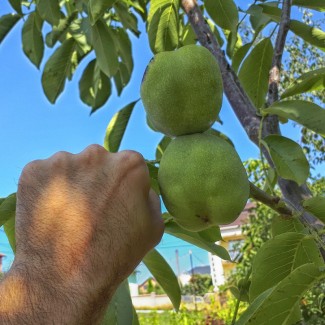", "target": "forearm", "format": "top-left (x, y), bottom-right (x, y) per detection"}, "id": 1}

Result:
top-left (0, 260), bottom-right (114, 325)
